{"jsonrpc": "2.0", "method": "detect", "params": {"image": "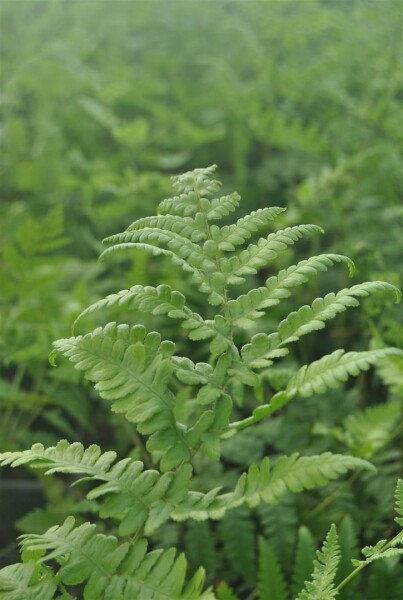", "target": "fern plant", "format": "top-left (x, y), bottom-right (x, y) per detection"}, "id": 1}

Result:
top-left (215, 480), bottom-right (403, 600)
top-left (0, 165), bottom-right (401, 598)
